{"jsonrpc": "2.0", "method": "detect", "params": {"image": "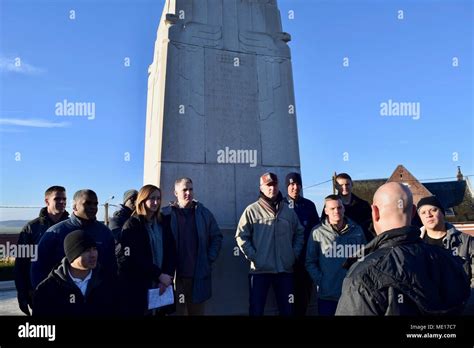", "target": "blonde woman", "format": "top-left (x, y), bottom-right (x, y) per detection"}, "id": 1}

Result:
top-left (117, 184), bottom-right (176, 316)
